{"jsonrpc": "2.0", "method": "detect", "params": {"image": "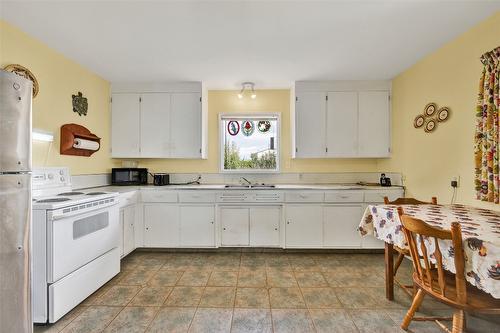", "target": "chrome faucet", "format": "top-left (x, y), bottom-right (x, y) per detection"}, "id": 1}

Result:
top-left (240, 177), bottom-right (252, 185)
